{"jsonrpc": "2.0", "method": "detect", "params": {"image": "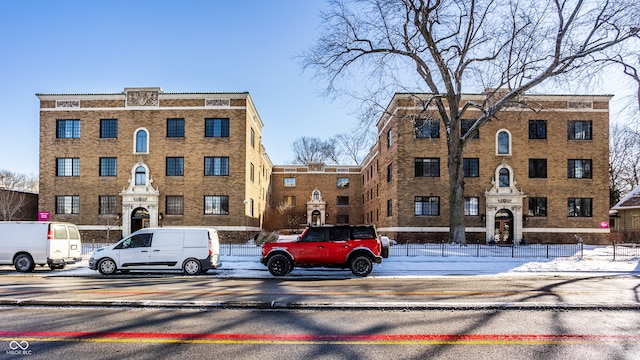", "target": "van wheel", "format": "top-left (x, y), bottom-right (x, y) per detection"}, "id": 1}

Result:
top-left (350, 255), bottom-right (373, 277)
top-left (98, 258), bottom-right (117, 275)
top-left (267, 254), bottom-right (291, 276)
top-left (14, 254), bottom-right (35, 273)
top-left (183, 259), bottom-right (201, 275)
